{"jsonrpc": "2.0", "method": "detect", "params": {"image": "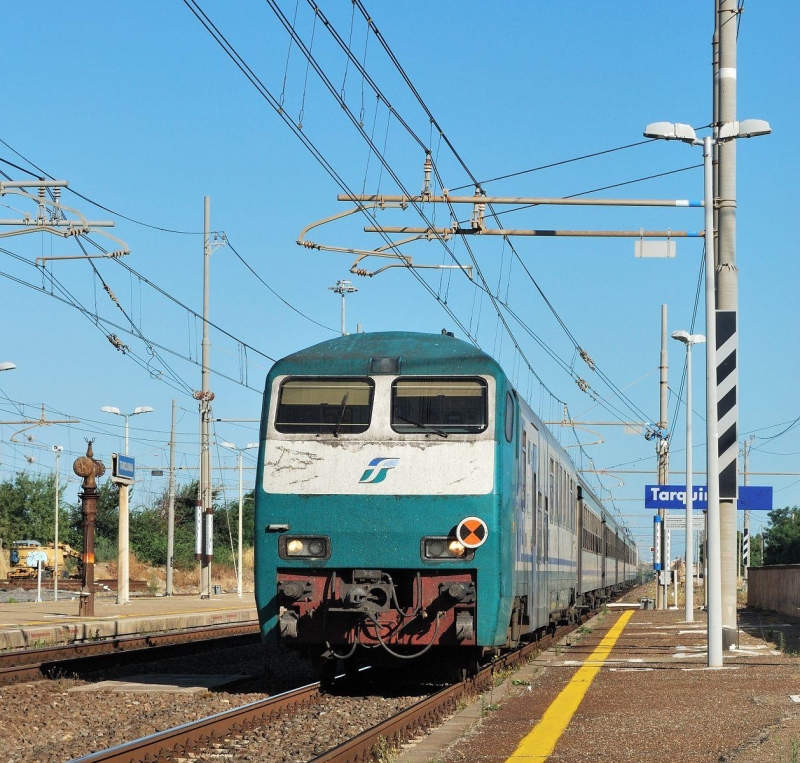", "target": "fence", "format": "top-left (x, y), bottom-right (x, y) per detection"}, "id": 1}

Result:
top-left (747, 565), bottom-right (800, 618)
